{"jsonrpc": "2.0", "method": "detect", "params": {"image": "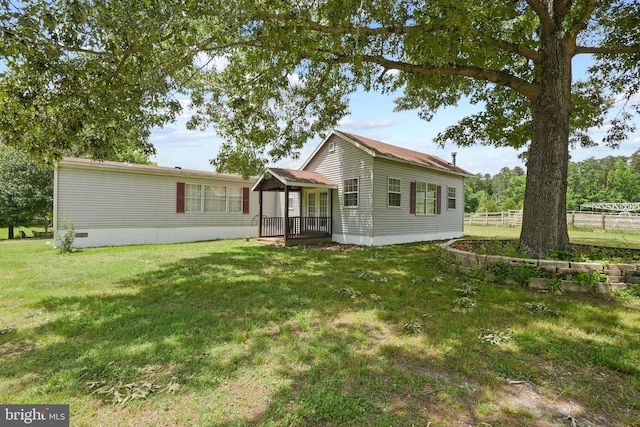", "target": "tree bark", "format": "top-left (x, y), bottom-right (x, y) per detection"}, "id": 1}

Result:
top-left (519, 15), bottom-right (573, 258)
top-left (8, 224), bottom-right (15, 240)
